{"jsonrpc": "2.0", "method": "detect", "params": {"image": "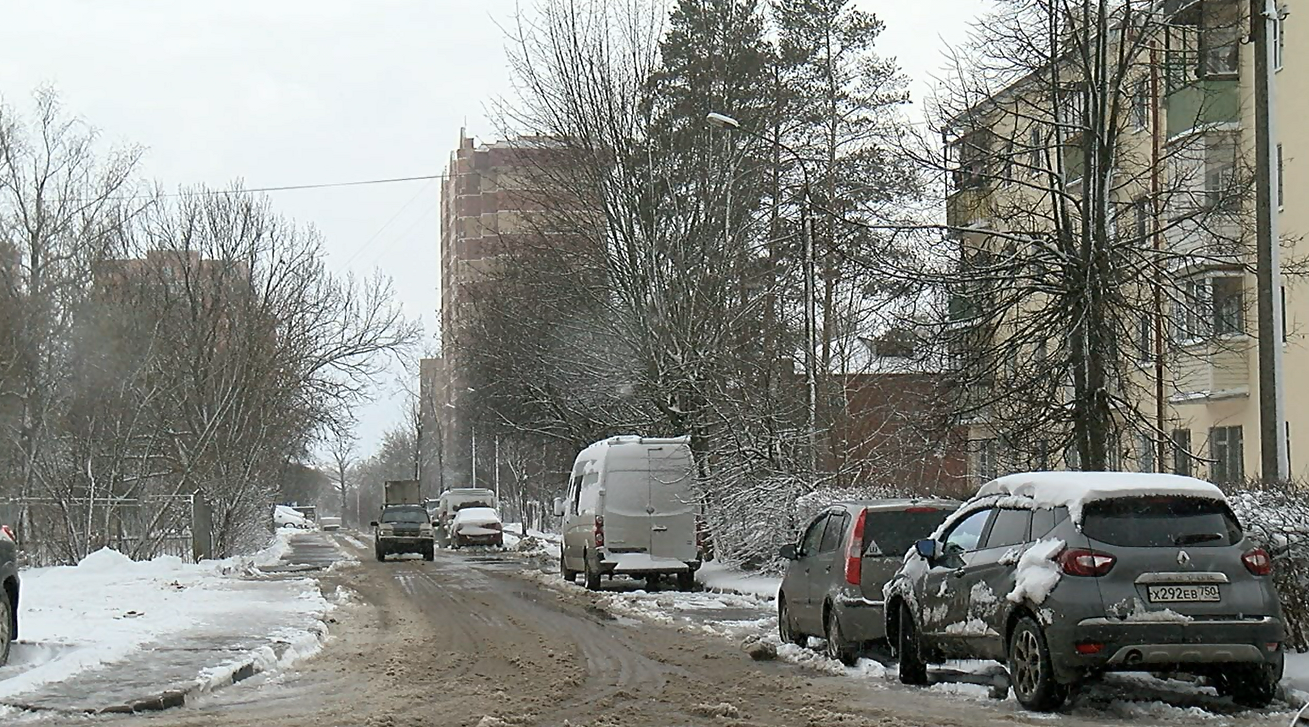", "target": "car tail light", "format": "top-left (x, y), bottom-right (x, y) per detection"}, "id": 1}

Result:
top-left (594, 515), bottom-right (605, 547)
top-left (844, 509), bottom-right (868, 585)
top-left (1243, 547), bottom-right (1273, 575)
top-left (0, 525), bottom-right (12, 542)
top-left (1059, 548), bottom-right (1115, 577)
top-left (1075, 641), bottom-right (1105, 655)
